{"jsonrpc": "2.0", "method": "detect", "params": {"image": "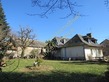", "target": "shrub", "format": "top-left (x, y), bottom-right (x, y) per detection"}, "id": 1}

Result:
top-left (33, 57), bottom-right (43, 67)
top-left (37, 58), bottom-right (43, 67)
top-left (30, 49), bottom-right (39, 58)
